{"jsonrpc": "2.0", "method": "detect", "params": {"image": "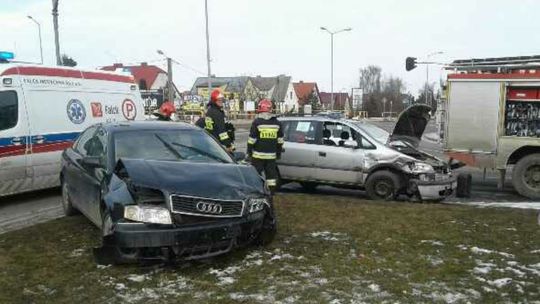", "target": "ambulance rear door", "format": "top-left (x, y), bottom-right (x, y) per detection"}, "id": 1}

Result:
top-left (0, 86), bottom-right (32, 196)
